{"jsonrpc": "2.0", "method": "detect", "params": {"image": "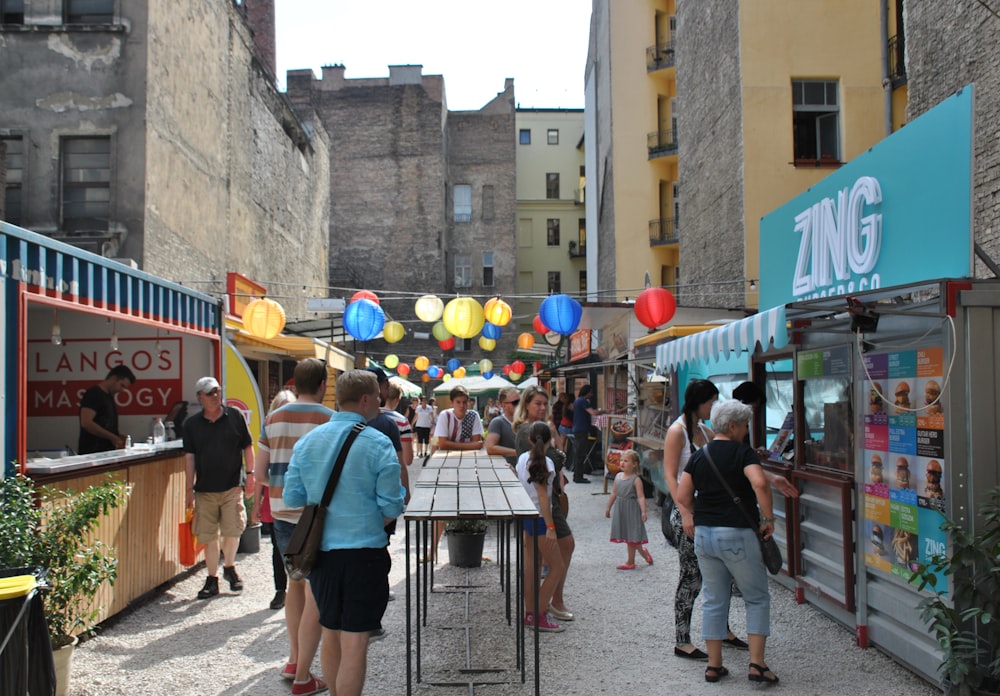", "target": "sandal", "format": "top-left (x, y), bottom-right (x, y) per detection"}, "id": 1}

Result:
top-left (748, 662), bottom-right (779, 685)
top-left (616, 563), bottom-right (636, 570)
top-left (724, 635), bottom-right (749, 649)
top-left (705, 665), bottom-right (729, 683)
top-left (641, 547), bottom-right (654, 565)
